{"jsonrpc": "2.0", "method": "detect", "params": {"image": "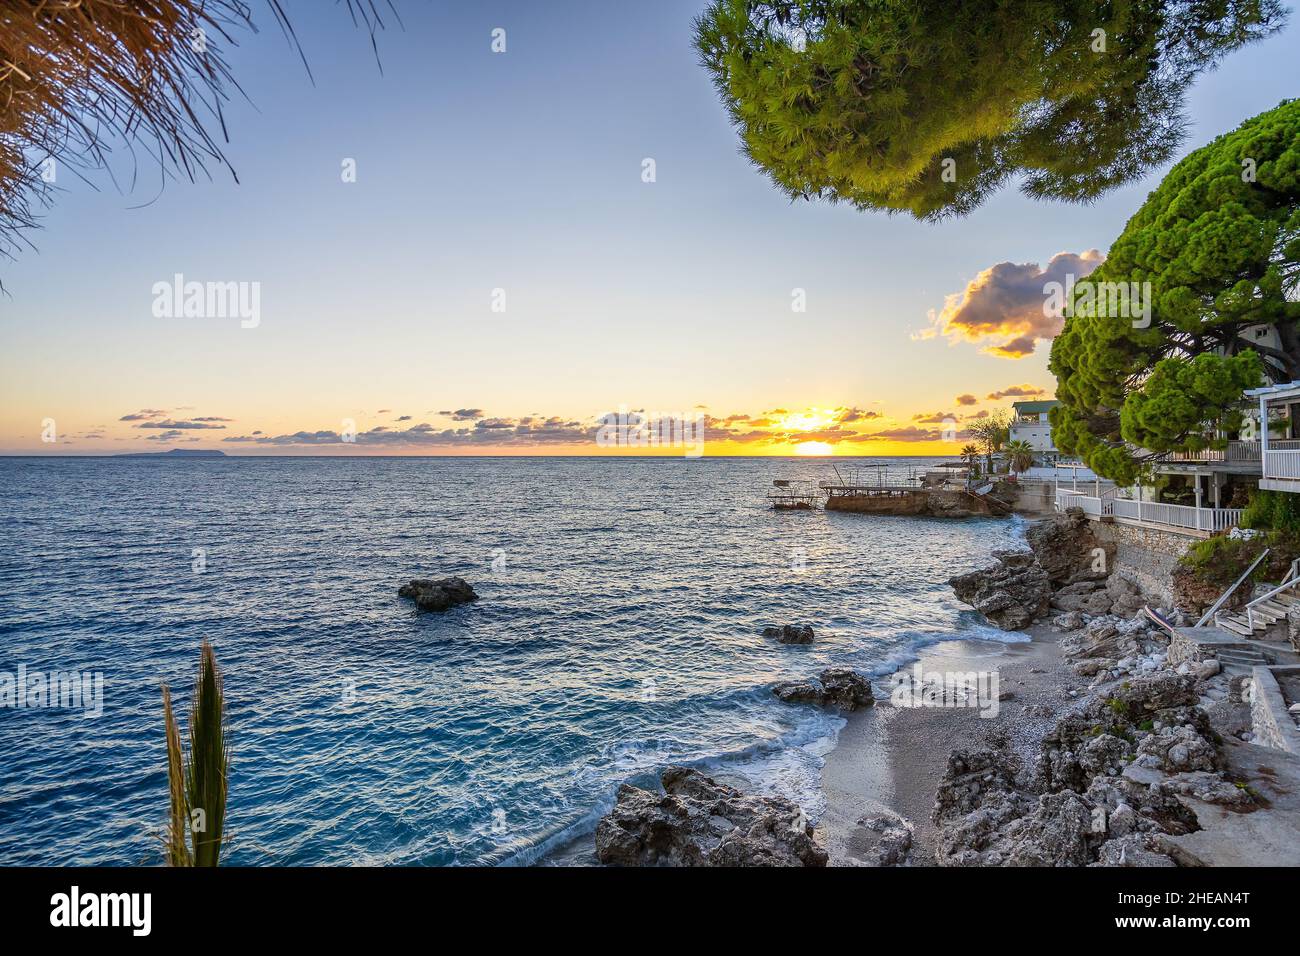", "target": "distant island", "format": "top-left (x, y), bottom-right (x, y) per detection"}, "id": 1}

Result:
top-left (114, 449), bottom-right (227, 459)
